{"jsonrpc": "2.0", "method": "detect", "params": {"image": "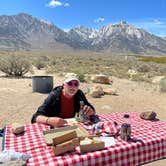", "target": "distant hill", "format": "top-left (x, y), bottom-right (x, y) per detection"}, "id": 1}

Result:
top-left (0, 13), bottom-right (166, 55)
